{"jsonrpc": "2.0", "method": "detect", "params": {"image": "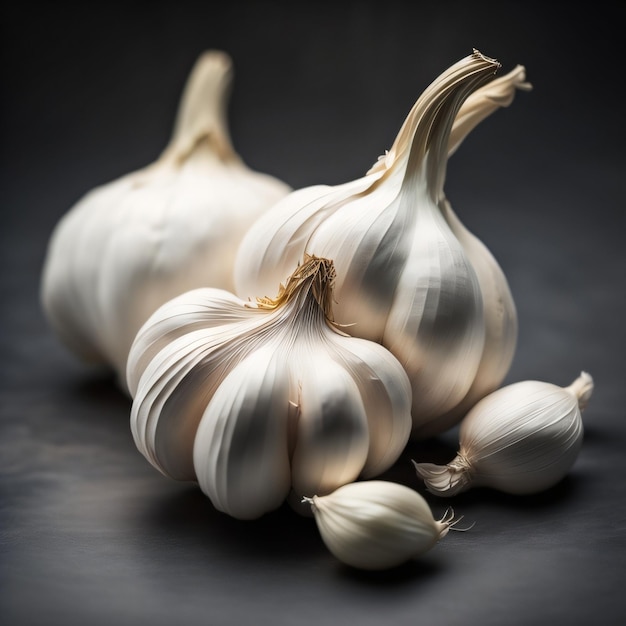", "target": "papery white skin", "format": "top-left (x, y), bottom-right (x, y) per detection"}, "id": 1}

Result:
top-left (235, 52), bottom-right (529, 438)
top-left (304, 480), bottom-right (455, 571)
top-left (128, 256), bottom-right (412, 520)
top-left (413, 372), bottom-right (594, 496)
top-left (41, 50), bottom-right (291, 391)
